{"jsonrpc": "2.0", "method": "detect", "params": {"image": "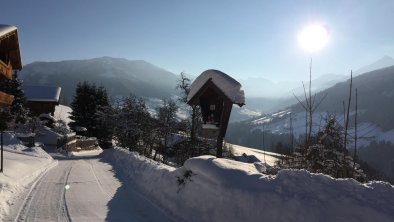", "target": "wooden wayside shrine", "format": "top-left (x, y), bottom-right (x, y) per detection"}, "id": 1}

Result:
top-left (187, 69), bottom-right (245, 157)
